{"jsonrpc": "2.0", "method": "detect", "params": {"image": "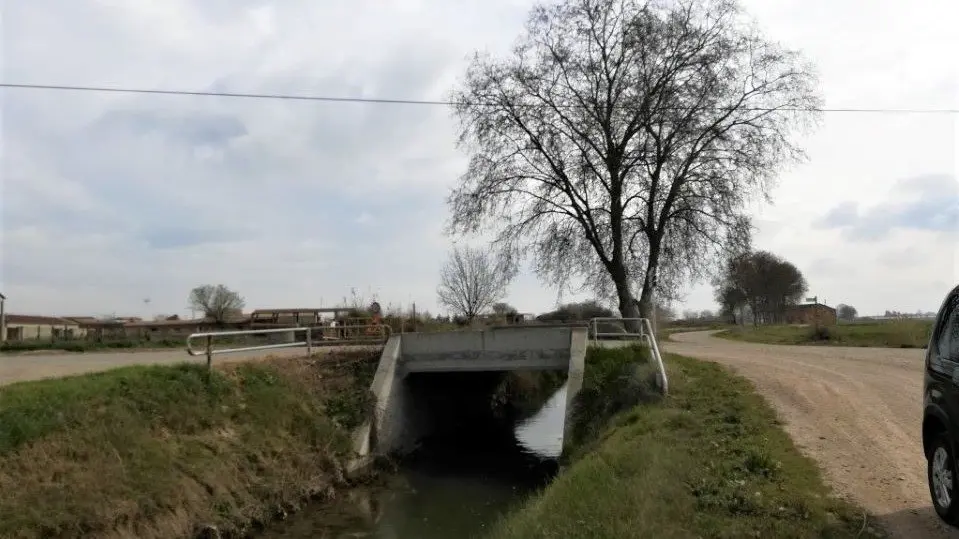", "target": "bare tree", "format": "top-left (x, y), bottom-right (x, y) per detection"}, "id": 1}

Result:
top-left (437, 246), bottom-right (515, 321)
top-left (447, 0), bottom-right (821, 322)
top-left (837, 304), bottom-right (858, 321)
top-left (188, 284), bottom-right (245, 324)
